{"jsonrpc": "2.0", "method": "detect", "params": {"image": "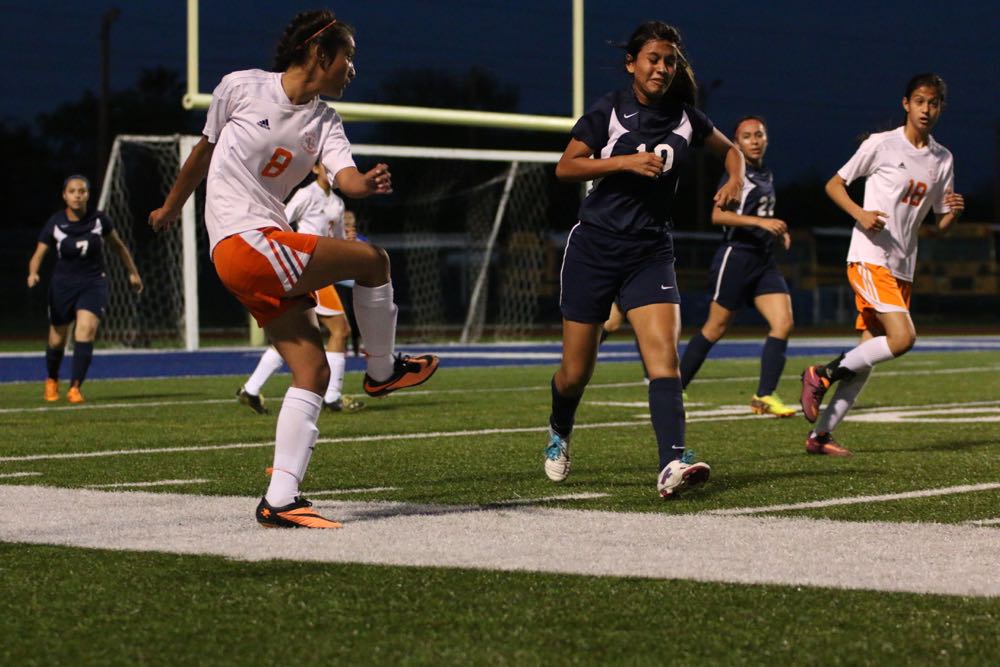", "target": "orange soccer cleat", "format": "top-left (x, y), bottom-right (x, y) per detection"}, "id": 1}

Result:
top-left (255, 496), bottom-right (342, 529)
top-left (67, 385), bottom-right (85, 404)
top-left (44, 379), bottom-right (60, 402)
top-left (363, 354), bottom-right (439, 397)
